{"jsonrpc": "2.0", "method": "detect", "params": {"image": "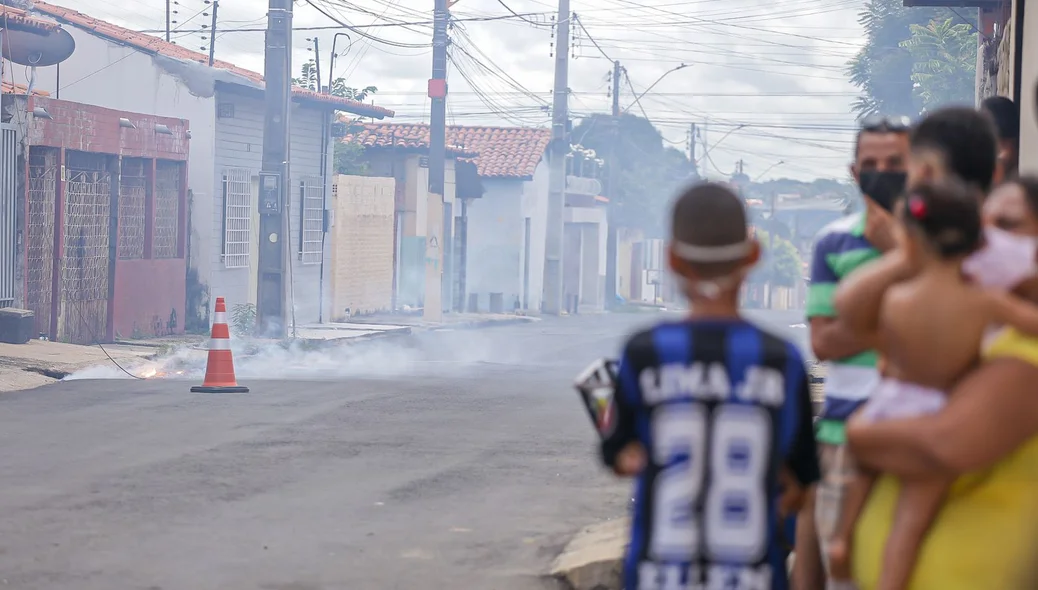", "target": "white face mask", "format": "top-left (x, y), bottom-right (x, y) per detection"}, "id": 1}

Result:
top-left (963, 226), bottom-right (1038, 290)
top-left (671, 240), bottom-right (751, 300)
